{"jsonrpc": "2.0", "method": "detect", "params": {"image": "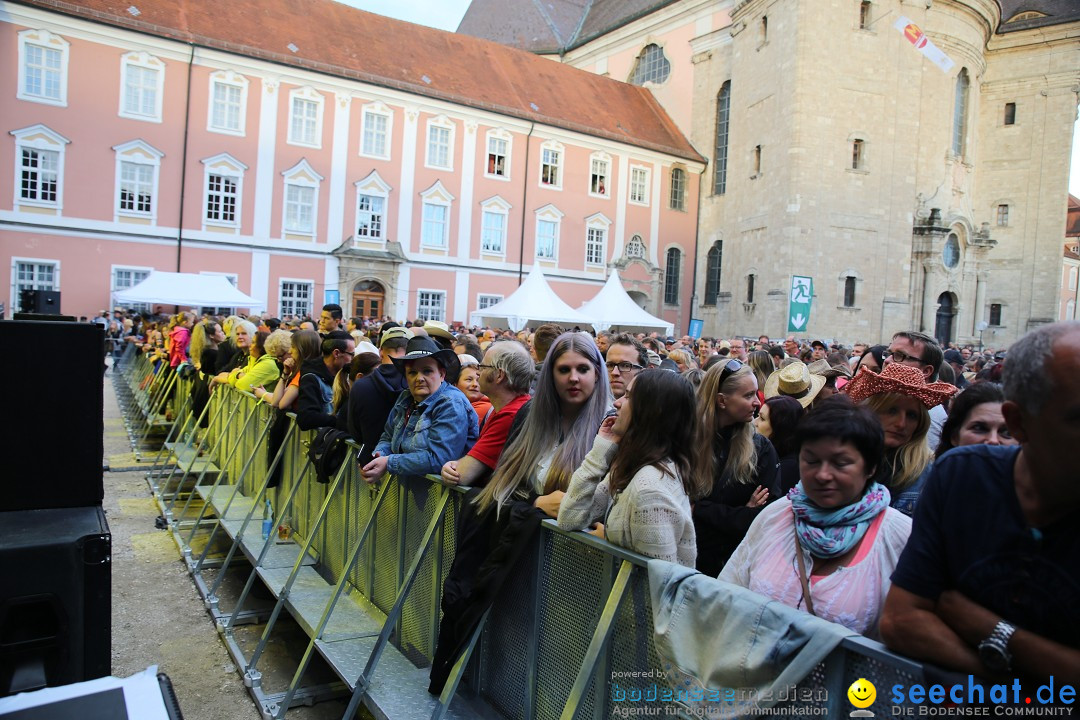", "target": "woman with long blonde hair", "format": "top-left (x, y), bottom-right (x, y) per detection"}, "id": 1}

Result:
top-left (692, 359), bottom-right (781, 576)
